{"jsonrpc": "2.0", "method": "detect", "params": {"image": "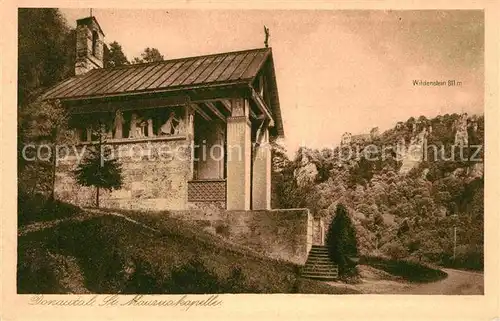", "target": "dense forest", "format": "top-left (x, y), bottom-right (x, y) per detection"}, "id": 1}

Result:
top-left (272, 114), bottom-right (484, 270)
